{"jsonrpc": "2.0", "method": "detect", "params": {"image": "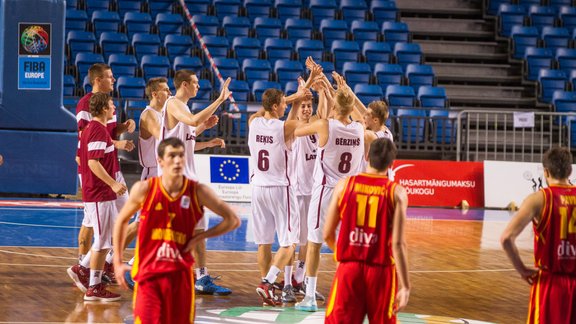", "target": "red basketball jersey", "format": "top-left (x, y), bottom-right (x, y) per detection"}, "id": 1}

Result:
top-left (534, 185), bottom-right (576, 274)
top-left (132, 177), bottom-right (204, 283)
top-left (336, 173), bottom-right (397, 266)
